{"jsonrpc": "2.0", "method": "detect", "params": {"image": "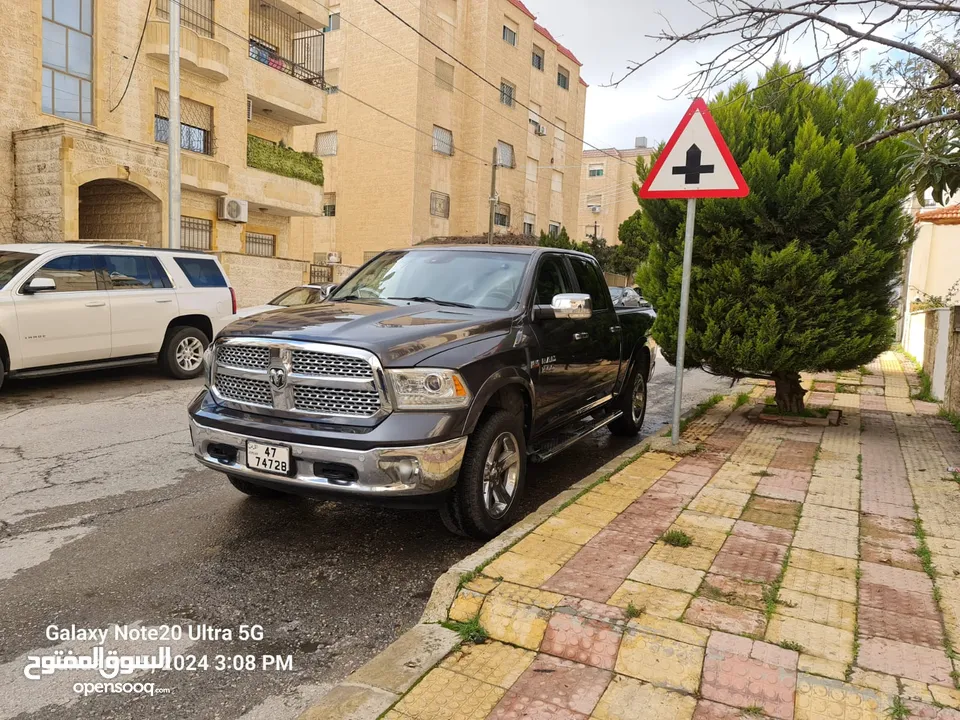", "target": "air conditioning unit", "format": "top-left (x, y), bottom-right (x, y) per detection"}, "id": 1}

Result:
top-left (218, 197), bottom-right (249, 223)
top-left (326, 252), bottom-right (341, 264)
top-left (535, 126), bottom-right (547, 137)
top-left (247, 98), bottom-right (253, 121)
top-left (590, 206), bottom-right (601, 214)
